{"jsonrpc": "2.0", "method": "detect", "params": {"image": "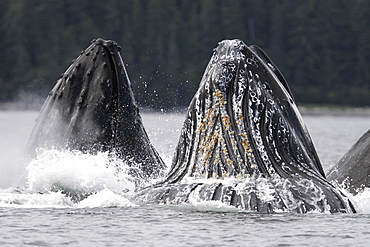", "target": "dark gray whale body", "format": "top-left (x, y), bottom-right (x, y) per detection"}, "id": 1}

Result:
top-left (328, 129), bottom-right (370, 194)
top-left (27, 38), bottom-right (165, 180)
top-left (138, 40), bottom-right (355, 213)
